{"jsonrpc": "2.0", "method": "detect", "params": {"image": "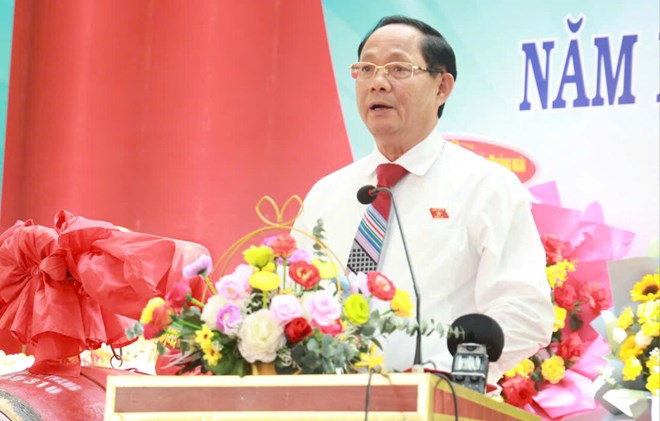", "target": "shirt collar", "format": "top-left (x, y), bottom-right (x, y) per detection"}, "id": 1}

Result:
top-left (364, 127), bottom-right (446, 178)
